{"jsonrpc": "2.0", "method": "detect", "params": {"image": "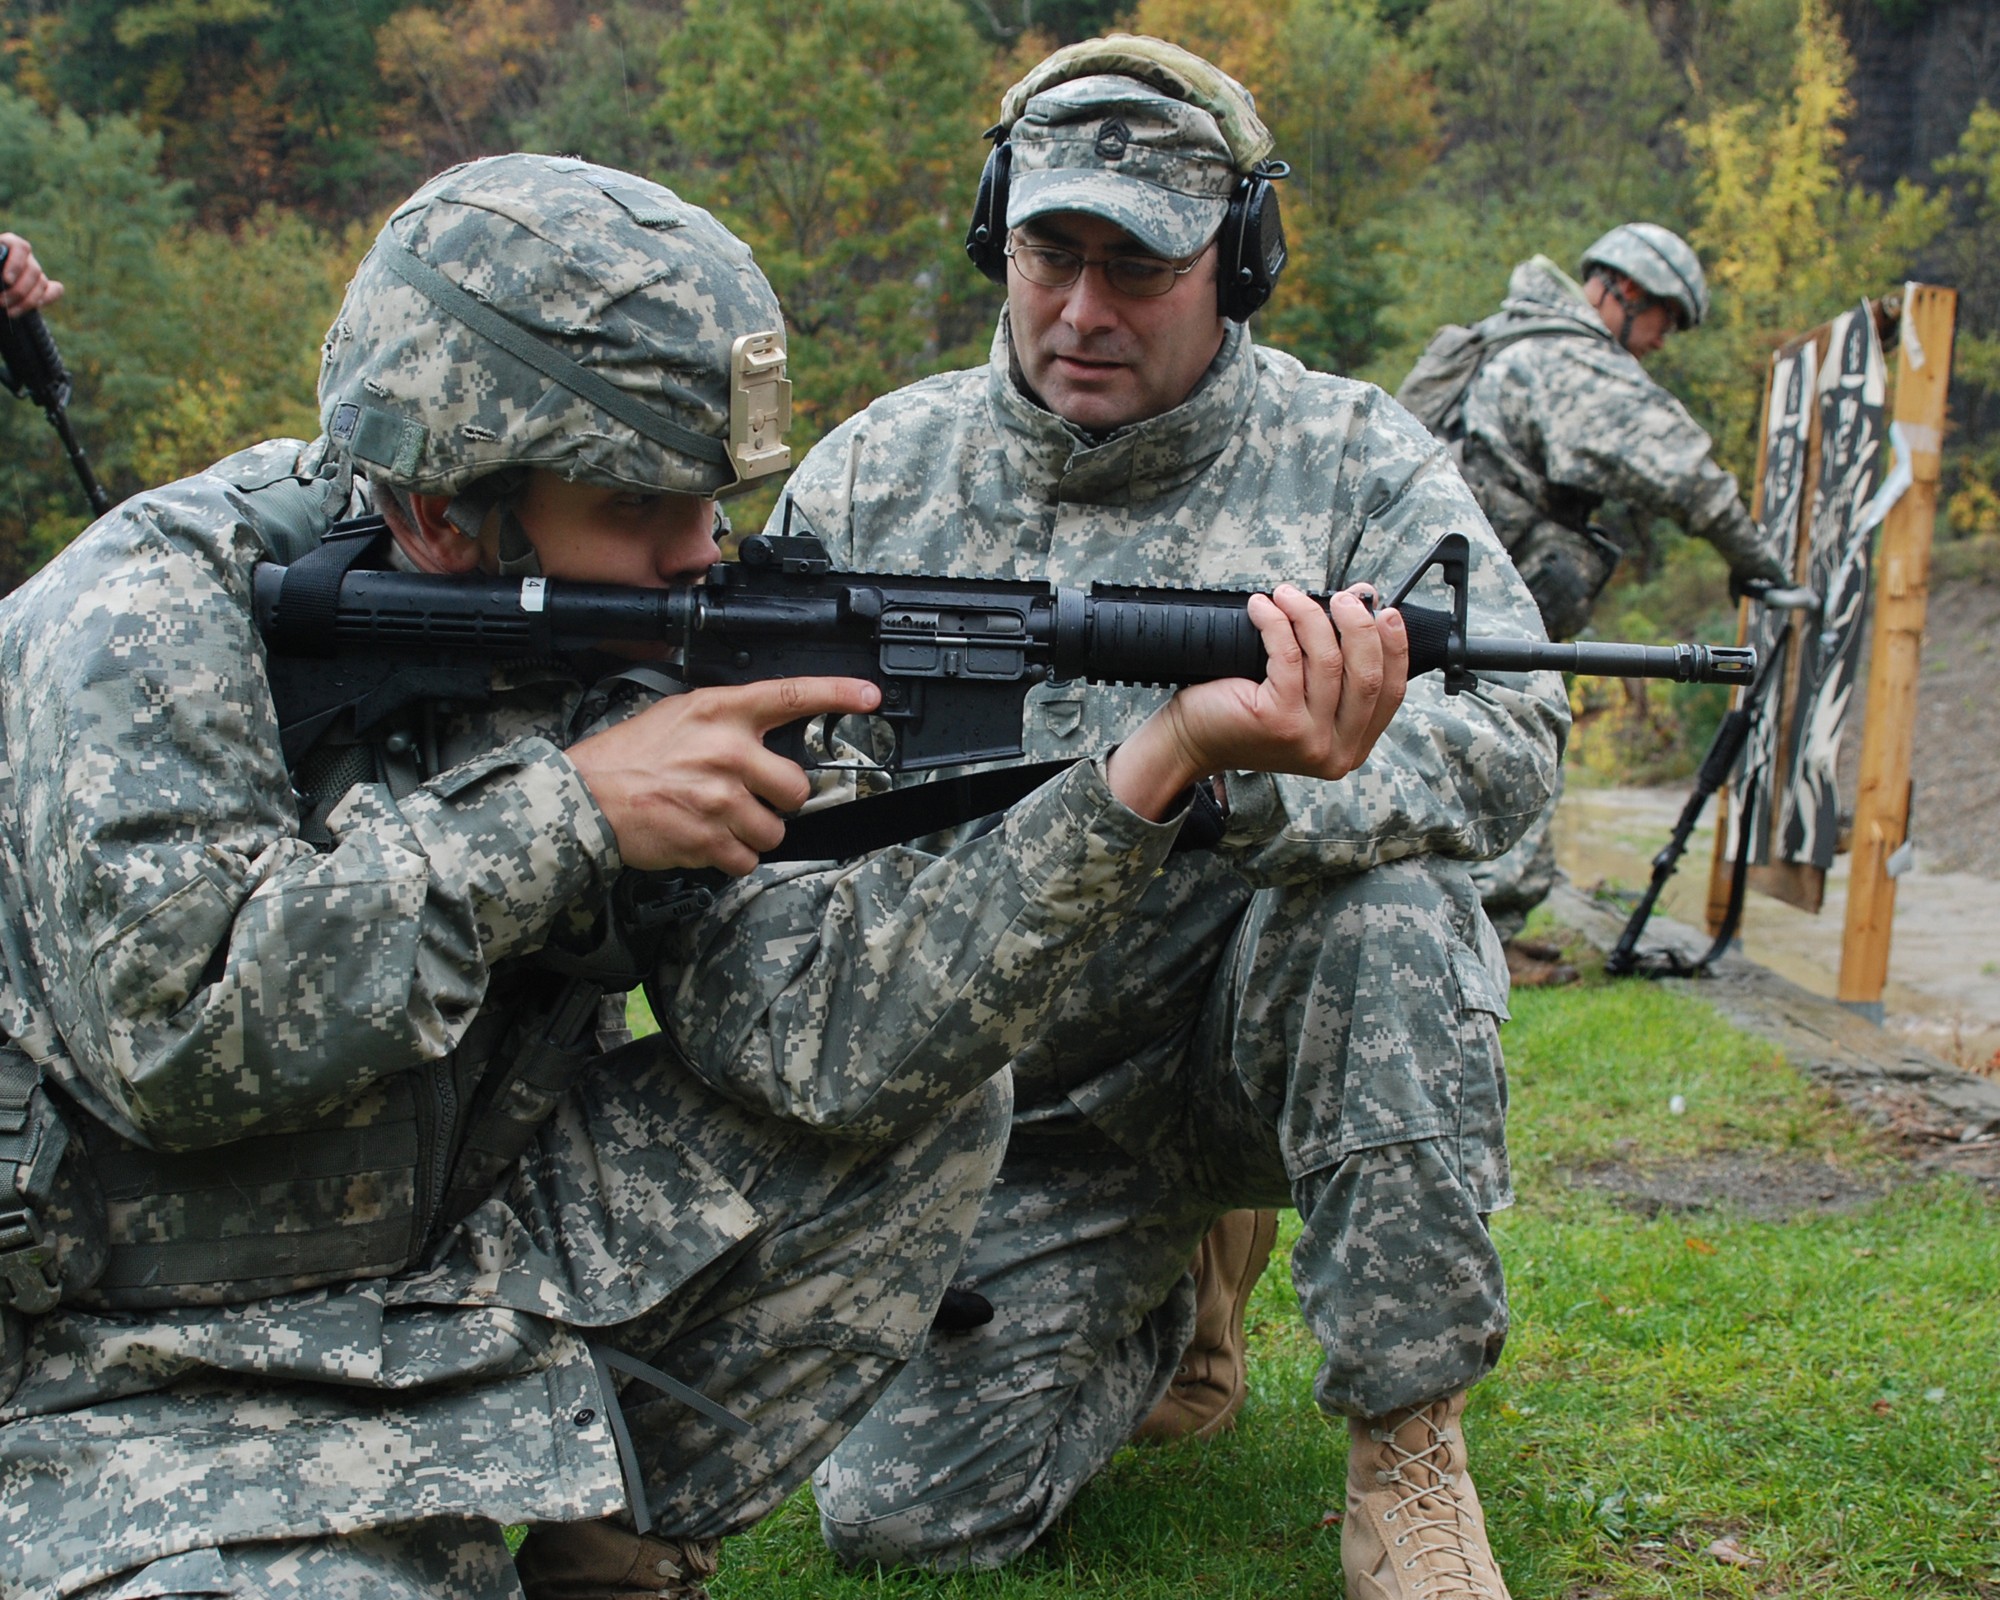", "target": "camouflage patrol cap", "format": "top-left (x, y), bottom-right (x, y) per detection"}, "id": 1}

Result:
top-left (318, 153), bottom-right (792, 499)
top-left (1002, 38), bottom-right (1269, 261)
